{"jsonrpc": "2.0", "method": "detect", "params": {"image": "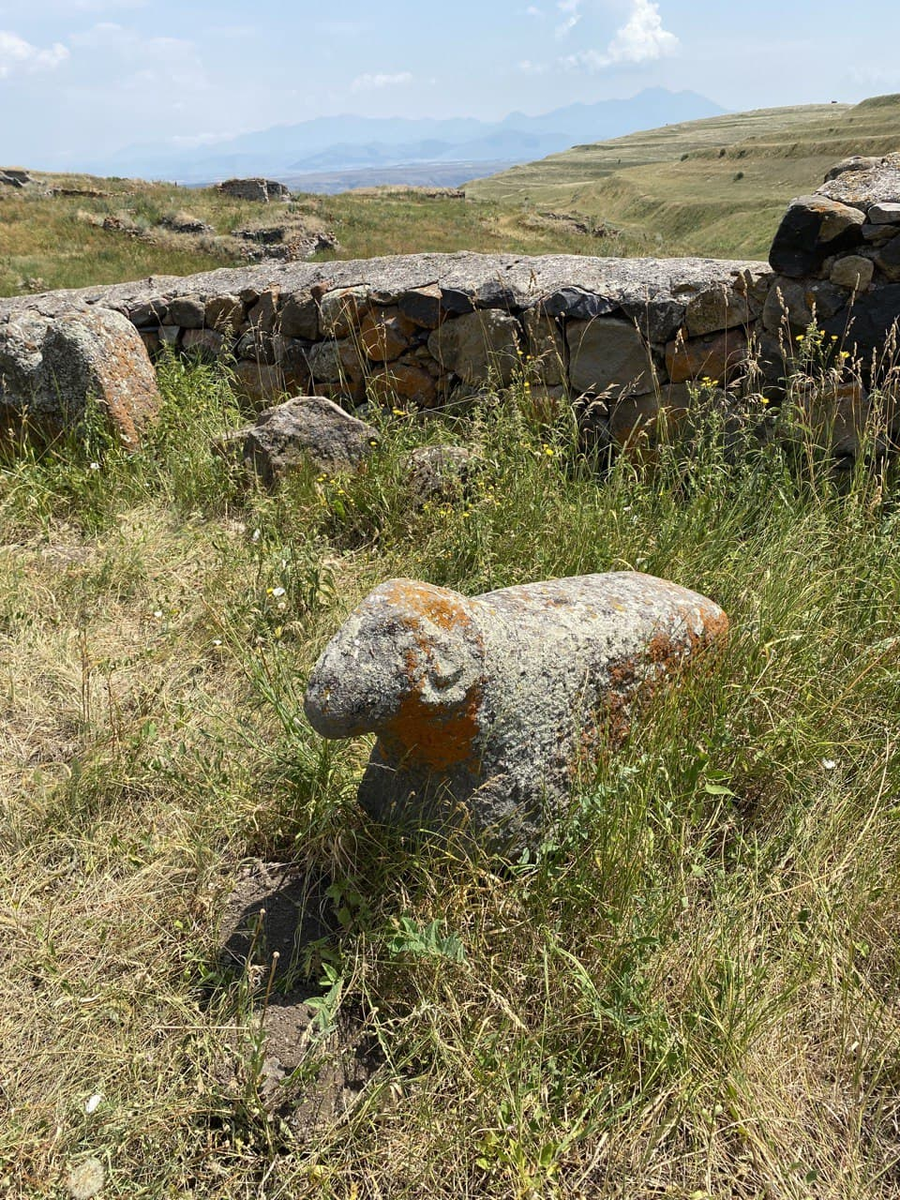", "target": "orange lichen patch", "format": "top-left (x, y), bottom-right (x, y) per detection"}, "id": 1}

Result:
top-left (382, 687), bottom-right (482, 771)
top-left (380, 578), bottom-right (476, 635)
